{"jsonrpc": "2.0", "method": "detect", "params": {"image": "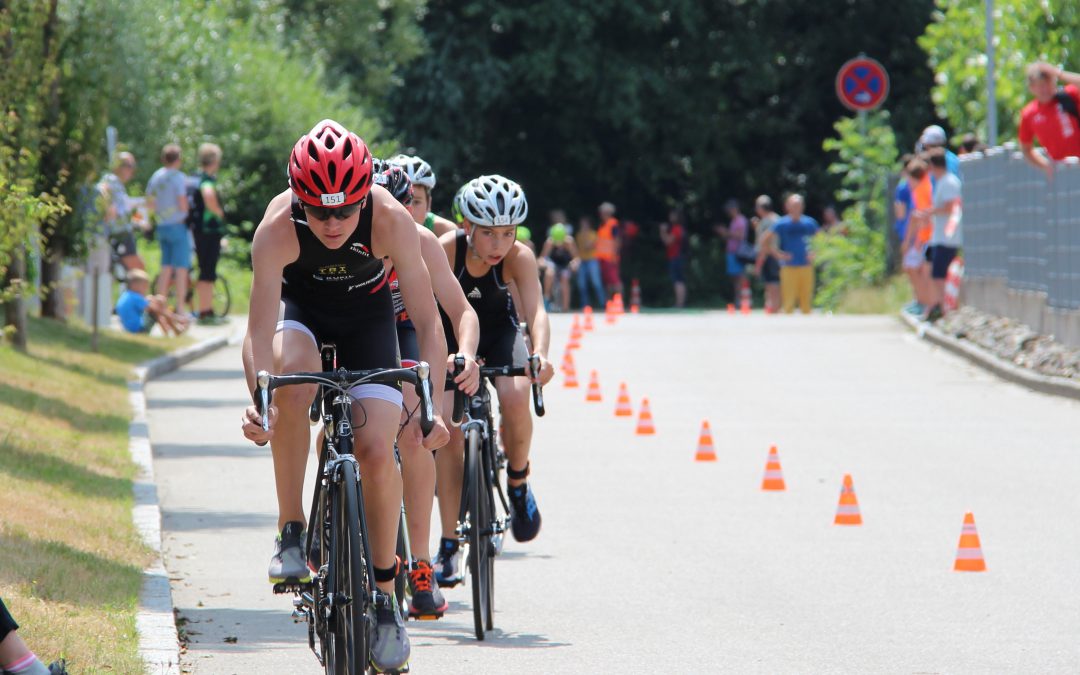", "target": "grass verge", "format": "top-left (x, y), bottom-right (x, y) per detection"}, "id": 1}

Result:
top-left (834, 275), bottom-right (911, 314)
top-left (0, 317), bottom-right (189, 673)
